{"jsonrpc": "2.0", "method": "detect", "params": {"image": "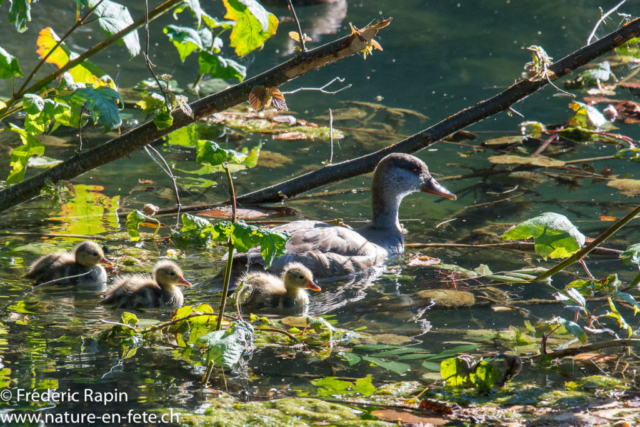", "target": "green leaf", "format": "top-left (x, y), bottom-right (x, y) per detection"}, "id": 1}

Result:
top-left (423, 344), bottom-right (480, 360)
top-left (440, 357), bottom-right (474, 387)
top-left (5, 125), bottom-right (45, 184)
top-left (196, 139), bottom-right (246, 166)
top-left (153, 110), bottom-right (174, 130)
top-left (502, 212), bottom-right (585, 260)
top-left (23, 95), bottom-right (69, 135)
top-left (163, 25), bottom-right (203, 62)
top-left (565, 274), bottom-right (619, 298)
top-left (199, 51), bottom-right (246, 82)
top-left (311, 375), bottom-right (376, 397)
top-left (621, 243), bottom-right (640, 266)
top-left (0, 46), bottom-right (23, 79)
top-left (125, 210), bottom-right (147, 242)
top-left (559, 127), bottom-right (627, 145)
top-left (178, 177), bottom-right (217, 190)
top-left (421, 361), bottom-right (441, 371)
top-left (121, 312), bottom-right (139, 327)
top-left (362, 356), bottom-right (410, 375)
top-left (613, 292), bottom-right (640, 316)
top-left (473, 360), bottom-right (503, 392)
top-left (567, 101), bottom-right (607, 130)
top-left (353, 345), bottom-right (402, 353)
top-left (167, 123), bottom-right (200, 147)
top-left (340, 352), bottom-right (361, 366)
top-left (183, 0), bottom-right (203, 27)
top-left (229, 221), bottom-right (289, 268)
top-left (222, 0), bottom-right (278, 57)
top-left (90, 0), bottom-right (140, 57)
top-left (555, 317), bottom-right (587, 344)
top-left (198, 321), bottom-right (253, 368)
top-left (69, 86), bottom-right (124, 132)
top-left (9, 0), bottom-right (31, 33)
